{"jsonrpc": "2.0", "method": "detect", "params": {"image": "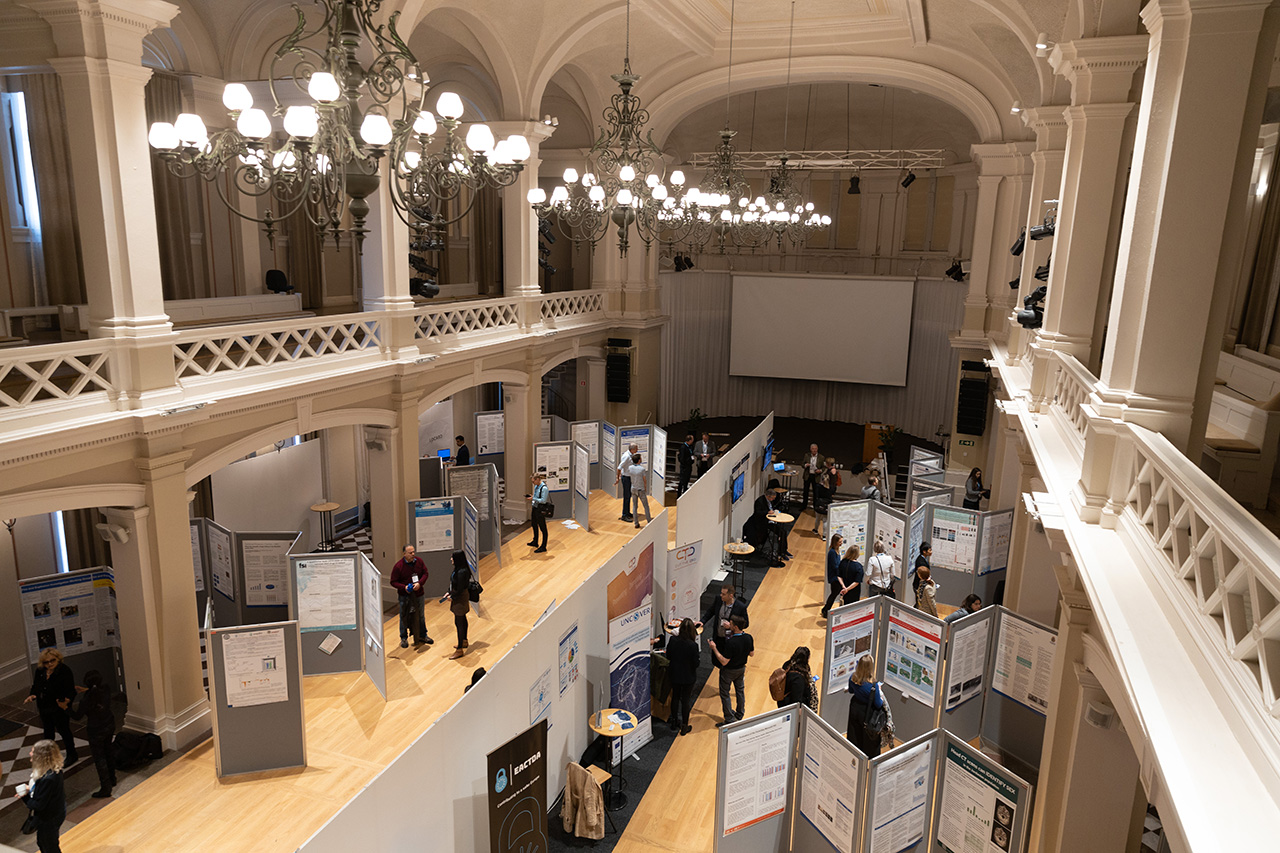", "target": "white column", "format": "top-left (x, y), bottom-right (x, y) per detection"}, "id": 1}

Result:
top-left (1010, 108), bottom-right (1068, 358)
top-left (956, 174), bottom-right (1001, 338)
top-left (488, 121), bottom-right (555, 298)
top-left (500, 369), bottom-right (543, 521)
top-left (360, 159), bottom-right (417, 355)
